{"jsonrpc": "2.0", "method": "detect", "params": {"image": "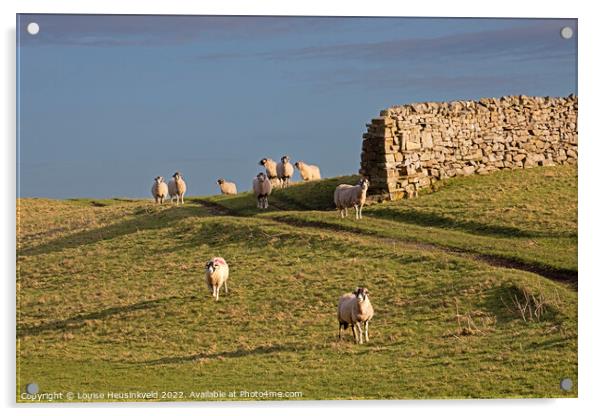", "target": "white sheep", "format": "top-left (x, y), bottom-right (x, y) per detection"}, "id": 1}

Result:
top-left (334, 178), bottom-right (369, 220)
top-left (205, 257), bottom-right (229, 301)
top-left (151, 176), bottom-right (168, 204)
top-left (168, 171), bottom-right (187, 205)
top-left (337, 287), bottom-right (374, 344)
top-left (217, 178), bottom-right (237, 195)
top-left (277, 155), bottom-right (294, 188)
top-left (259, 157), bottom-right (283, 189)
top-left (253, 172), bottom-right (273, 209)
top-left (294, 161), bottom-right (321, 181)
